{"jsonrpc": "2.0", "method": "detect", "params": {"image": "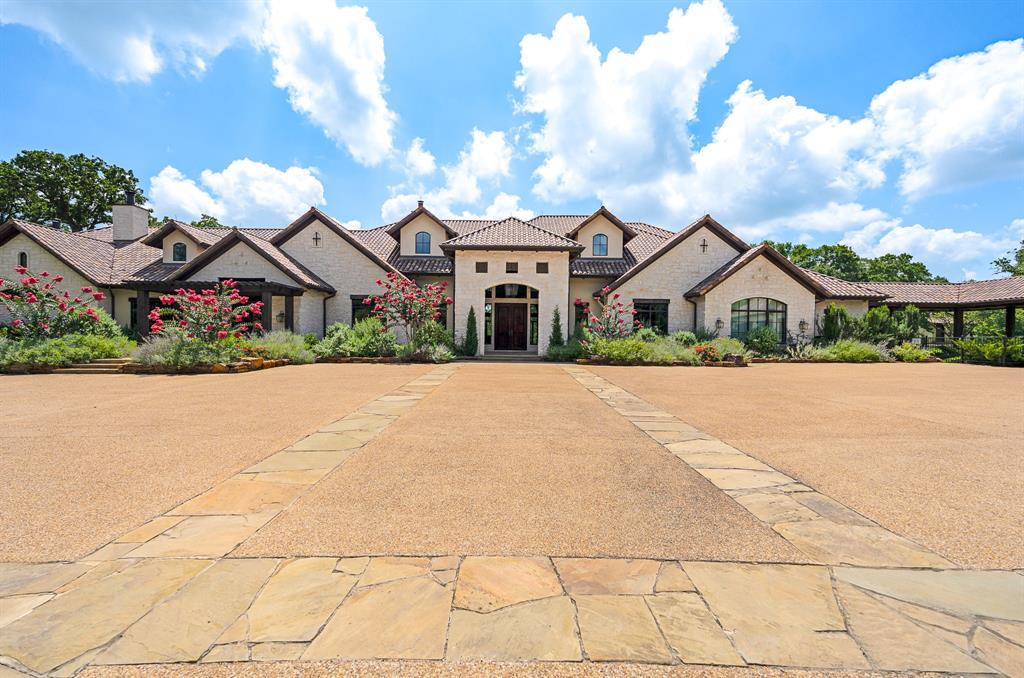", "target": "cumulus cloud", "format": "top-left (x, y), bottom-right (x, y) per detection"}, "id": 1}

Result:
top-left (260, 0), bottom-right (395, 165)
top-left (2, 0), bottom-right (398, 166)
top-left (149, 158), bottom-right (325, 225)
top-left (0, 0), bottom-right (263, 82)
top-left (515, 0), bottom-right (737, 203)
top-left (380, 128), bottom-right (519, 221)
top-left (869, 39), bottom-right (1024, 200)
top-left (737, 202), bottom-right (892, 242)
top-left (403, 138), bottom-right (436, 177)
